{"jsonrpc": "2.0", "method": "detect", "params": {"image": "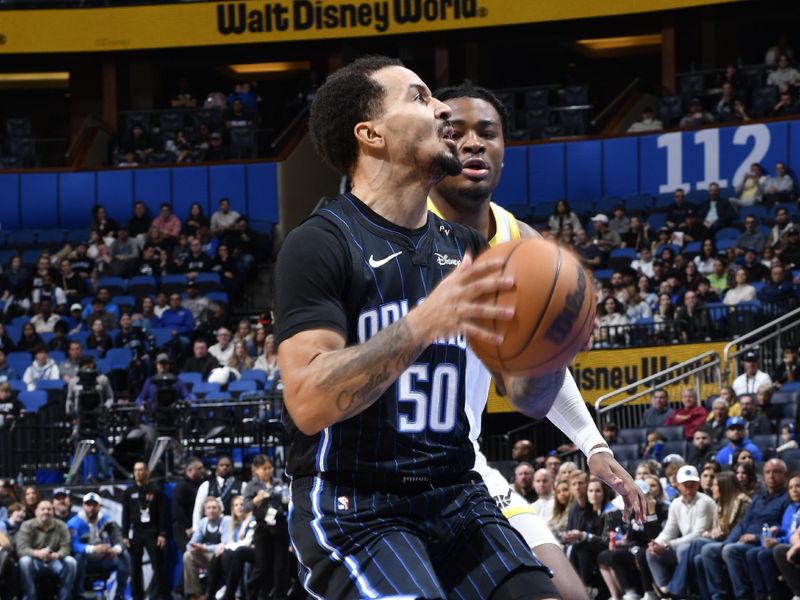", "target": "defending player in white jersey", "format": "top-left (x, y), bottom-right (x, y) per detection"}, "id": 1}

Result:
top-left (429, 82), bottom-right (646, 599)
